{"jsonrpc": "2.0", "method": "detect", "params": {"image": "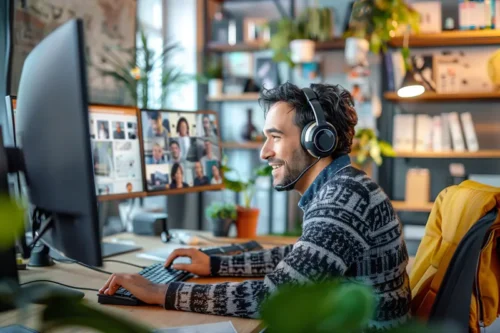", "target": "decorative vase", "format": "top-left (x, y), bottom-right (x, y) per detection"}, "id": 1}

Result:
top-left (208, 78), bottom-right (223, 97)
top-left (236, 206), bottom-right (259, 238)
top-left (212, 218), bottom-right (234, 237)
top-left (289, 39), bottom-right (315, 63)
